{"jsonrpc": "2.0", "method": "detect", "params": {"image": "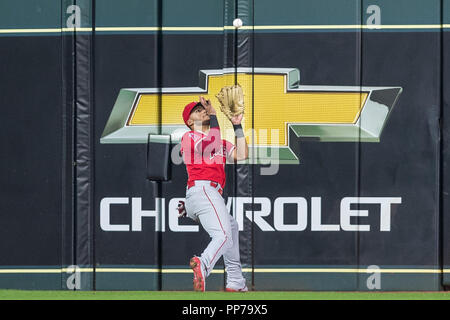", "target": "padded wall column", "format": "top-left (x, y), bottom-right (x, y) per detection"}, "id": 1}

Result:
top-left (73, 0), bottom-right (95, 290)
top-left (442, 0), bottom-right (450, 287)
